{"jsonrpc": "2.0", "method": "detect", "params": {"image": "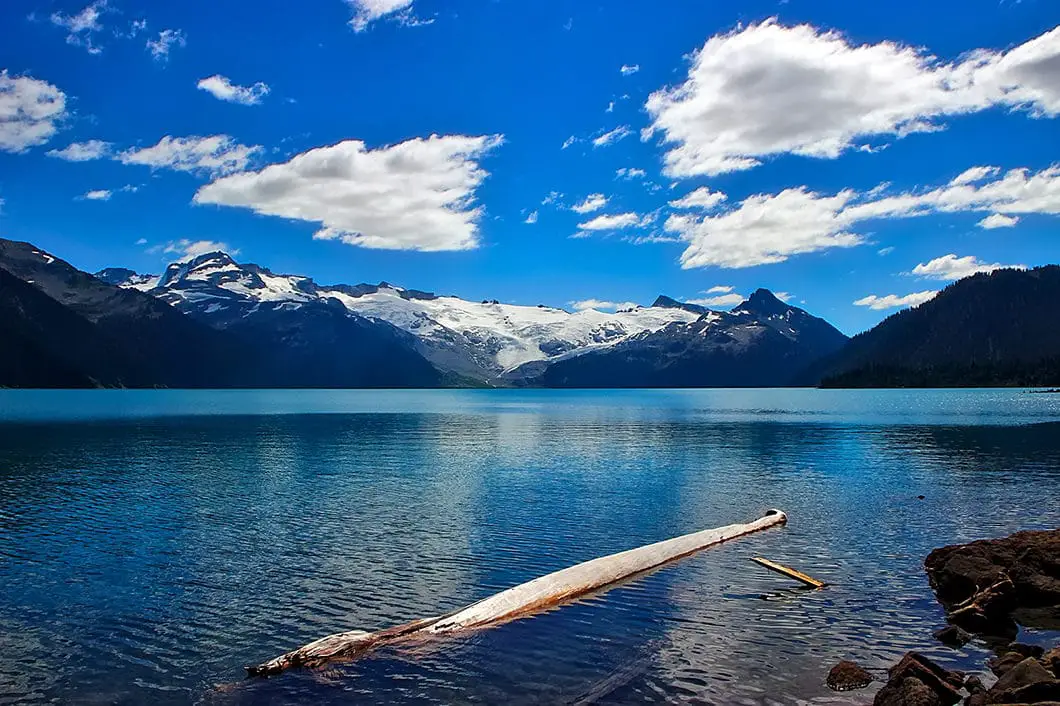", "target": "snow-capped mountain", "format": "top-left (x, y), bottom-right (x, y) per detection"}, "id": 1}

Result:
top-left (540, 289), bottom-right (850, 387)
top-left (101, 251), bottom-right (703, 383)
